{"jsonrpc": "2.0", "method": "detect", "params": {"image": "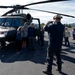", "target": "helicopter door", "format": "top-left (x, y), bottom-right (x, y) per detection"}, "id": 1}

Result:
top-left (32, 18), bottom-right (40, 30)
